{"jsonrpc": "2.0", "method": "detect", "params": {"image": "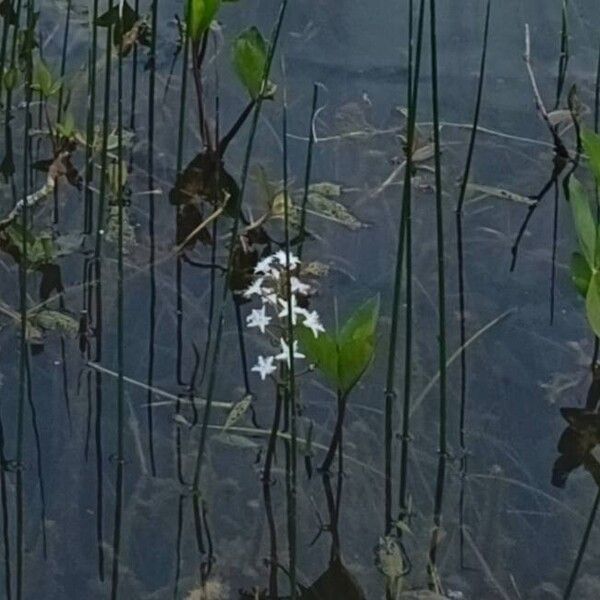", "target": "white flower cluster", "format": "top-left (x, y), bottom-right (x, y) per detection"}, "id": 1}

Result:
top-left (243, 250), bottom-right (325, 380)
